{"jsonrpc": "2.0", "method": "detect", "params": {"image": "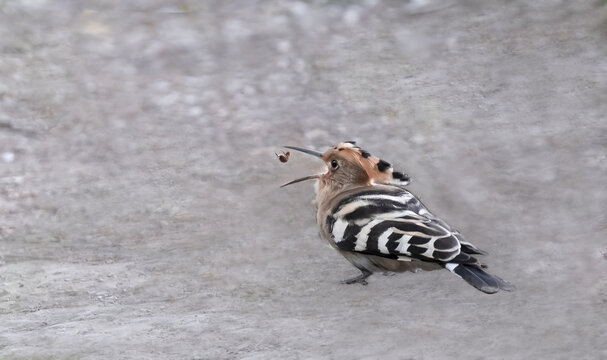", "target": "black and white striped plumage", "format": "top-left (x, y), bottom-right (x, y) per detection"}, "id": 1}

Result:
top-left (319, 184), bottom-right (513, 293)
top-left (282, 142), bottom-right (514, 294)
